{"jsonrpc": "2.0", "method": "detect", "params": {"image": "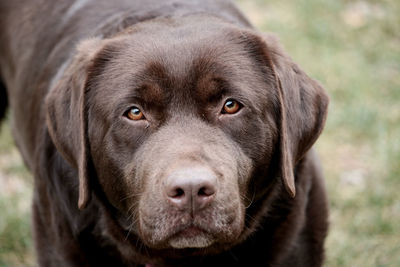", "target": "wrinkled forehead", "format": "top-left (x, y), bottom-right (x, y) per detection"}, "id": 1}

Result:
top-left (87, 19), bottom-right (275, 114)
